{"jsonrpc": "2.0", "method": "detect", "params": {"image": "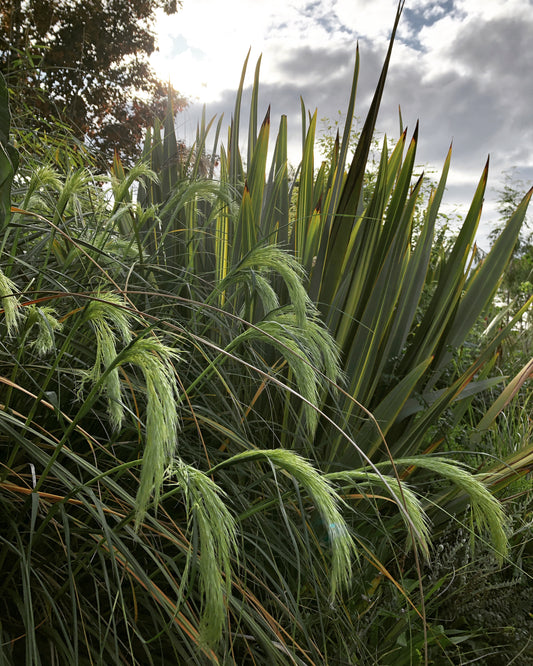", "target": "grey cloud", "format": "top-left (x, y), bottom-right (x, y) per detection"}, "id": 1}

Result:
top-left (183, 39), bottom-right (492, 171)
top-left (447, 16), bottom-right (533, 155)
top-left (178, 16), bottom-right (532, 246)
top-left (272, 44), bottom-right (357, 83)
top-left (448, 15), bottom-right (533, 81)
